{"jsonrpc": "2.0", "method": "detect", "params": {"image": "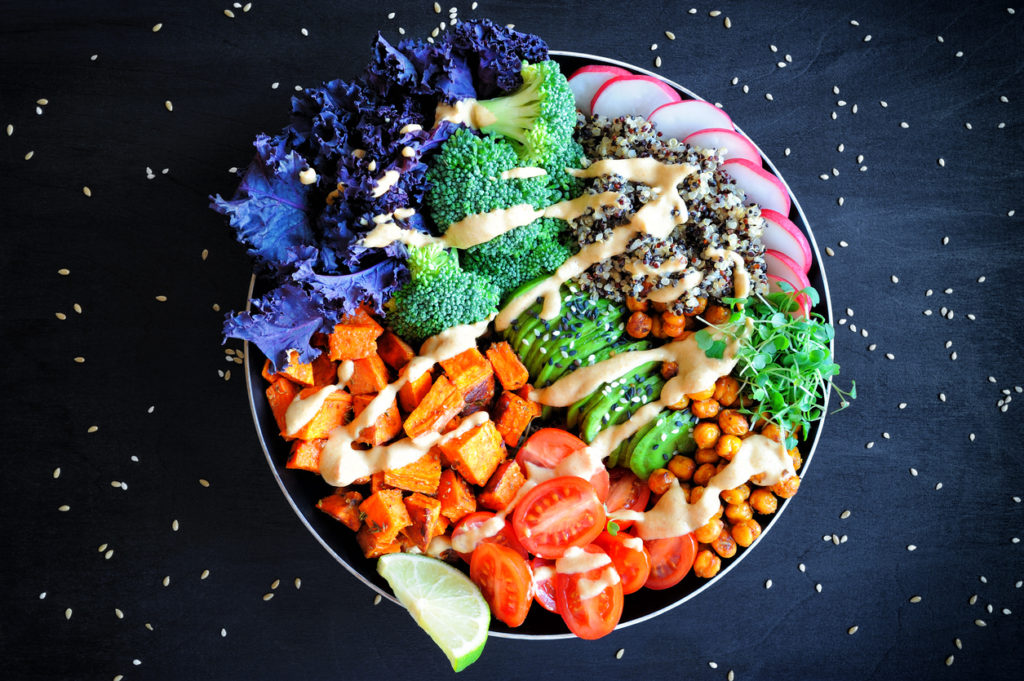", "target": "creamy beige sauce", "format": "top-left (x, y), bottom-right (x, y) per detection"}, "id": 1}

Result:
top-left (399, 123), bottom-right (423, 135)
top-left (394, 207), bottom-right (416, 220)
top-left (451, 511), bottom-right (507, 554)
top-left (556, 546), bottom-right (612, 574)
top-left (433, 99), bottom-right (497, 129)
top-left (401, 146), bottom-right (415, 158)
top-left (361, 219), bottom-right (438, 250)
top-left (443, 203), bottom-right (545, 249)
top-left (371, 169), bottom-right (401, 198)
top-left (620, 535), bottom-right (644, 552)
top-left (298, 168), bottom-right (317, 185)
top-left (608, 509), bottom-right (645, 523)
top-left (336, 359), bottom-right (355, 388)
top-left (577, 566), bottom-right (621, 600)
top-left (426, 535), bottom-right (452, 559)
top-left (625, 256), bottom-right (690, 278)
top-left (647, 270), bottom-right (704, 303)
top-left (284, 384), bottom-right (339, 436)
top-left (705, 246), bottom-right (750, 299)
top-left (500, 167), bottom-right (547, 180)
top-left (532, 565), bottom-right (555, 582)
